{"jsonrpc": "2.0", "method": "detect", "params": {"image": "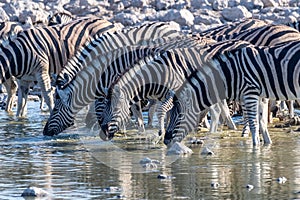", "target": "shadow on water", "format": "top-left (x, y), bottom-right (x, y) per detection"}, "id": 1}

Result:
top-left (1, 101), bottom-right (300, 199)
